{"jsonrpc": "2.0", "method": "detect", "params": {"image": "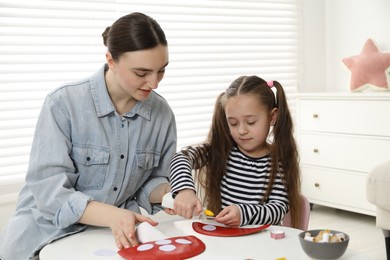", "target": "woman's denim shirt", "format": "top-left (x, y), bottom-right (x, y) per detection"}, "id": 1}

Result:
top-left (0, 65), bottom-right (177, 260)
